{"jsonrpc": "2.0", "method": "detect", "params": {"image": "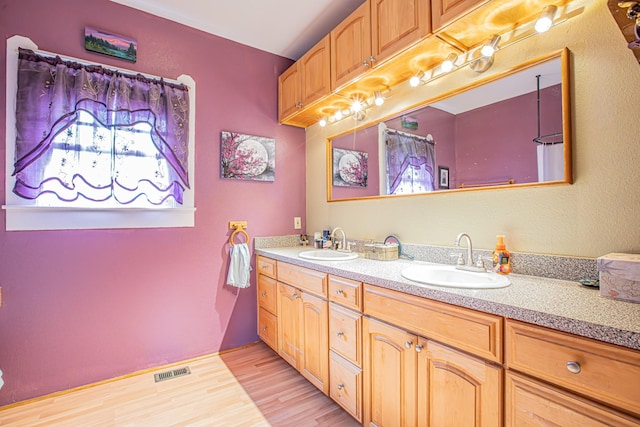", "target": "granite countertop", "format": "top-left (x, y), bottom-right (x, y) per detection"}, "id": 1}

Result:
top-left (255, 246), bottom-right (640, 351)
